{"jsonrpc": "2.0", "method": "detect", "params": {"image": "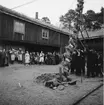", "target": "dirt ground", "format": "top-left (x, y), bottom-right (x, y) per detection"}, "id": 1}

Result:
top-left (0, 64), bottom-right (103, 105)
top-left (77, 86), bottom-right (103, 105)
